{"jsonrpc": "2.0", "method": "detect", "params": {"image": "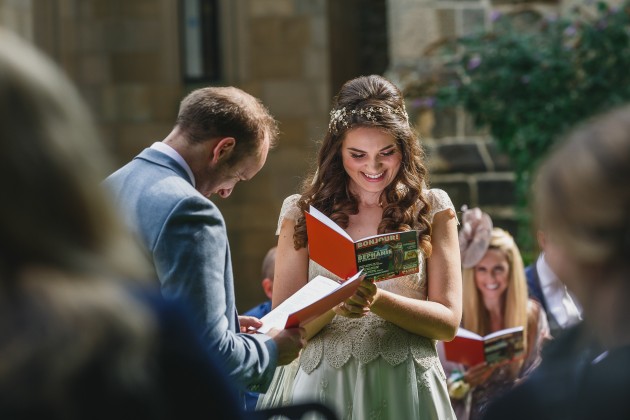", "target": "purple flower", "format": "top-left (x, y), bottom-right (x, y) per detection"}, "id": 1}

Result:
top-left (467, 55), bottom-right (482, 71)
top-left (411, 97), bottom-right (436, 109)
top-left (422, 97), bottom-right (436, 108)
top-left (521, 75), bottom-right (531, 84)
top-left (564, 25), bottom-right (577, 37)
top-left (490, 10), bottom-right (502, 22)
top-left (545, 14), bottom-right (558, 23)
